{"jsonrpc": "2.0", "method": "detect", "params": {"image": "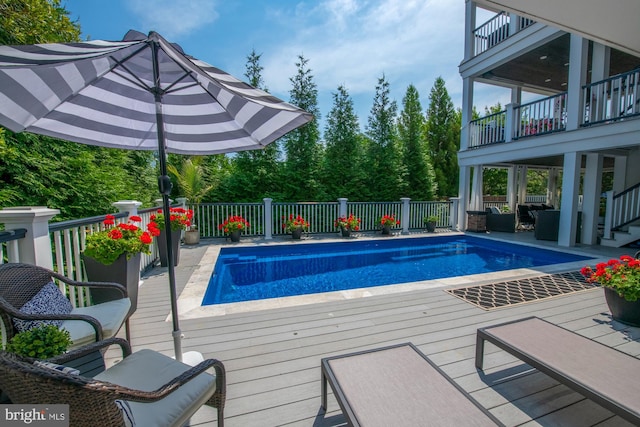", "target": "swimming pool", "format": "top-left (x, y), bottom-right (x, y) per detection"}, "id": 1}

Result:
top-left (202, 235), bottom-right (593, 305)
